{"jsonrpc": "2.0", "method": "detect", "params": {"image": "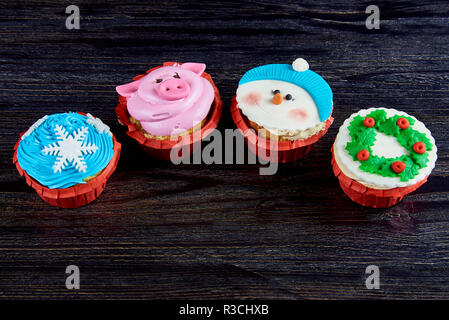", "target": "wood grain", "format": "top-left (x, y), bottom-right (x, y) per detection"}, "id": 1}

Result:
top-left (0, 0), bottom-right (448, 299)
